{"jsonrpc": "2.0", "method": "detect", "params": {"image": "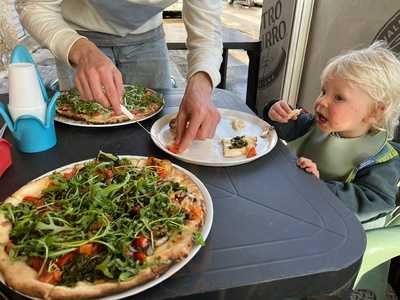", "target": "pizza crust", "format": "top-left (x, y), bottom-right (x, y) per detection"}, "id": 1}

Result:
top-left (0, 158), bottom-right (206, 299)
